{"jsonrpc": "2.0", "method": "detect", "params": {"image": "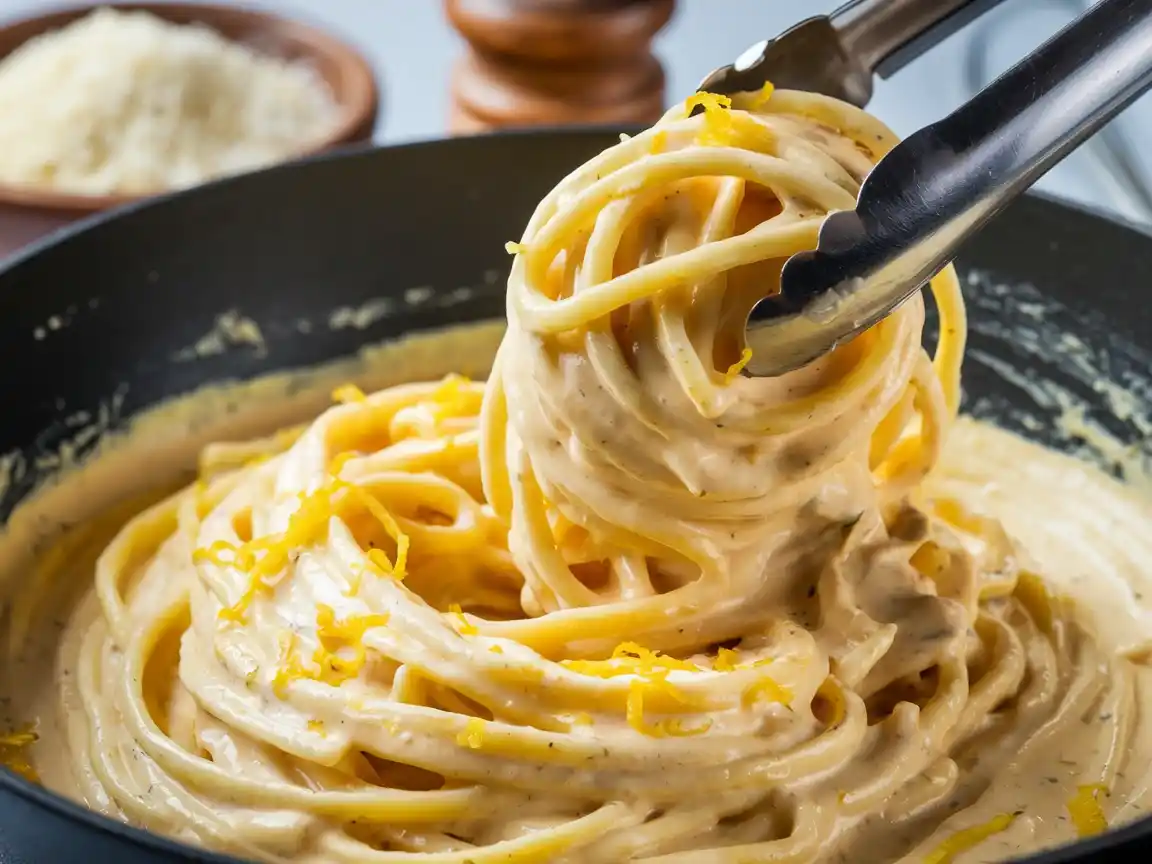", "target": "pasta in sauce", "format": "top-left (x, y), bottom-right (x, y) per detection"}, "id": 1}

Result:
top-left (5, 89), bottom-right (1152, 864)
